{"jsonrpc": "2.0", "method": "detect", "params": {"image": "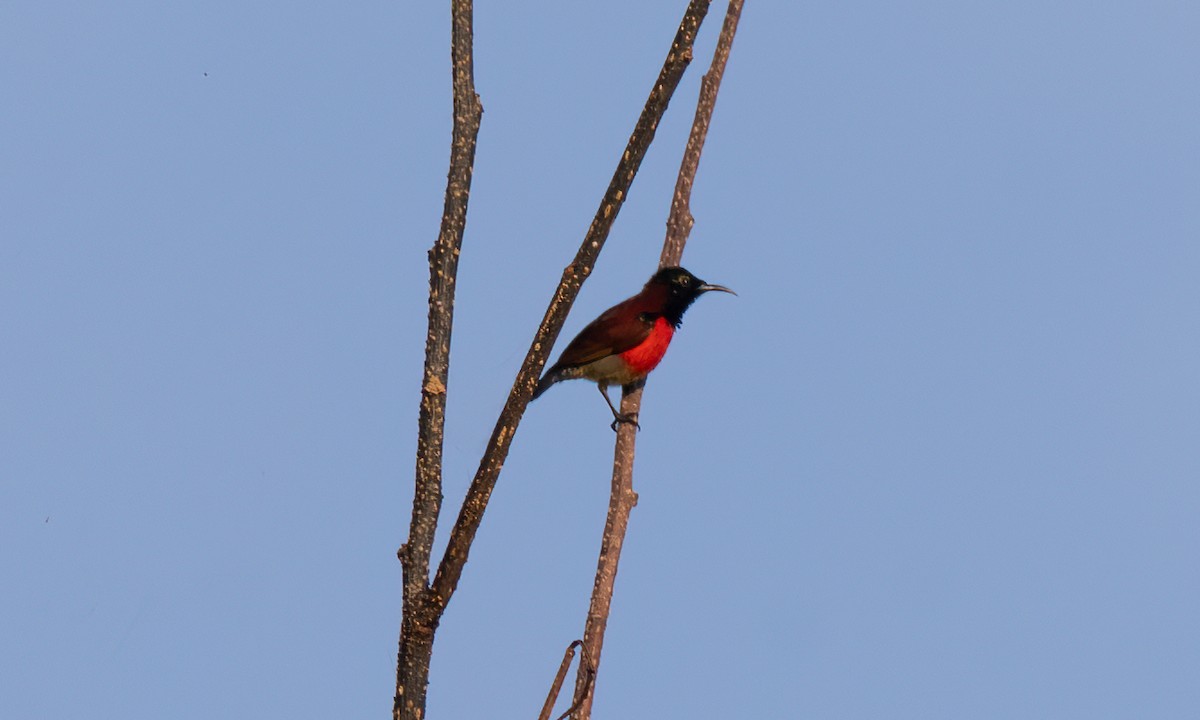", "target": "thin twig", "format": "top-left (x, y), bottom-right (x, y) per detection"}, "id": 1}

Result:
top-left (663, 0), bottom-right (745, 264)
top-left (570, 2), bottom-right (744, 718)
top-left (554, 670), bottom-right (593, 720)
top-left (538, 640), bottom-right (584, 720)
